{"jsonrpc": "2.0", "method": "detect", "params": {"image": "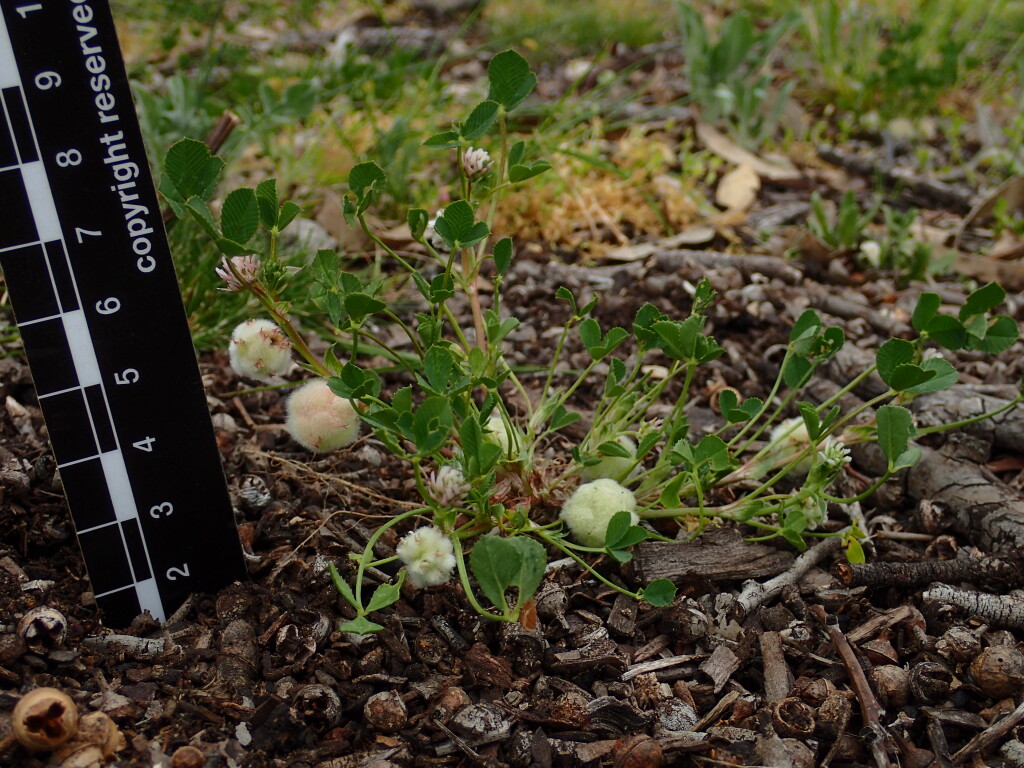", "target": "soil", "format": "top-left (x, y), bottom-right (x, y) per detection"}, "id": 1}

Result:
top-left (4, 10), bottom-right (1024, 768)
